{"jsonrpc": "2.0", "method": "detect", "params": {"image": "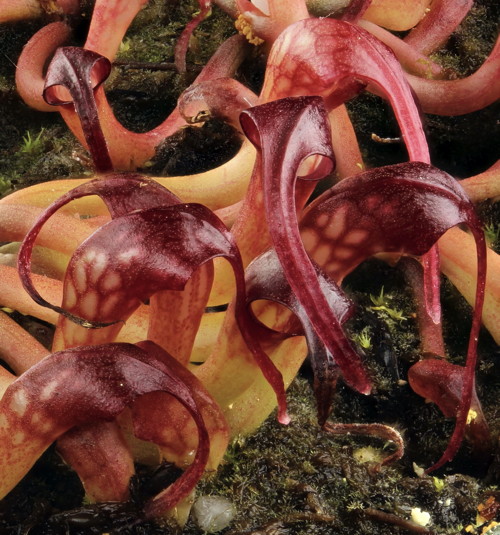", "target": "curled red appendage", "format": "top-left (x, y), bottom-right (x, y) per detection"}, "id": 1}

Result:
top-left (261, 18), bottom-right (440, 330)
top-left (245, 248), bottom-right (354, 424)
top-left (0, 343), bottom-right (210, 517)
top-left (241, 96), bottom-right (372, 397)
top-left (323, 421), bottom-right (404, 467)
top-left (175, 0), bottom-right (212, 73)
top-left (404, 0), bottom-right (474, 55)
top-left (49, 34), bottom-right (247, 170)
top-left (357, 20), bottom-right (446, 79)
top-left (16, 175), bottom-right (179, 320)
top-left (261, 18), bottom-right (429, 163)
top-left (133, 341), bottom-right (229, 472)
top-left (299, 161), bottom-right (487, 468)
top-left (22, 208), bottom-right (223, 339)
top-left (300, 162), bottom-right (482, 281)
top-left (15, 22), bottom-right (72, 112)
top-left (17, 177), bottom-right (288, 421)
top-left (408, 358), bottom-right (492, 466)
top-left (399, 258), bottom-right (445, 357)
top-left (44, 47), bottom-right (113, 173)
top-left (132, 343), bottom-right (214, 517)
top-left (407, 34), bottom-right (500, 116)
top-left (84, 0), bottom-right (148, 61)
top-left (428, 231), bottom-right (487, 472)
